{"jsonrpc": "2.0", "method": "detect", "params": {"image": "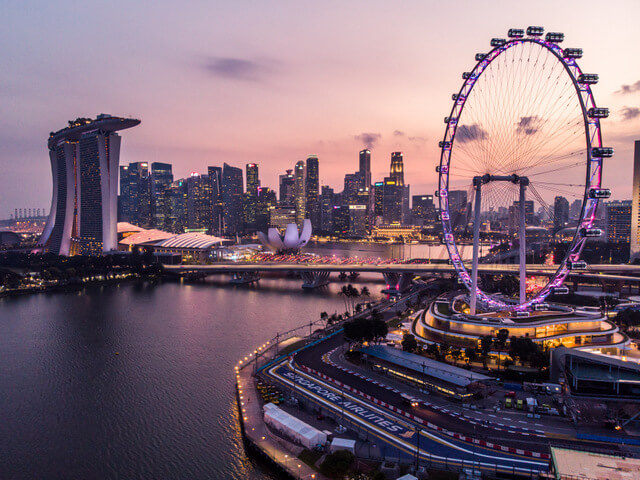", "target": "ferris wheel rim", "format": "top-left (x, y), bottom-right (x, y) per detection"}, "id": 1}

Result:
top-left (437, 32), bottom-right (606, 310)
